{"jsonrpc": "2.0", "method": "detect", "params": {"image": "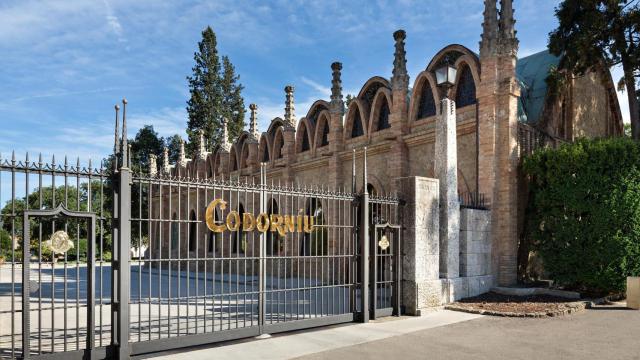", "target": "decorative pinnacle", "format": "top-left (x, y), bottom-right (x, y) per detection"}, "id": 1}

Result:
top-left (178, 138), bottom-right (187, 167)
top-left (198, 129), bottom-right (207, 159)
top-left (330, 62), bottom-right (343, 115)
top-left (284, 85), bottom-right (296, 127)
top-left (221, 118), bottom-right (232, 152)
top-left (162, 147), bottom-right (170, 174)
top-left (391, 30), bottom-right (409, 91)
top-left (480, 0), bottom-right (499, 56)
top-left (149, 154), bottom-right (158, 176)
top-left (249, 103), bottom-right (259, 139)
top-left (498, 0), bottom-right (518, 55)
